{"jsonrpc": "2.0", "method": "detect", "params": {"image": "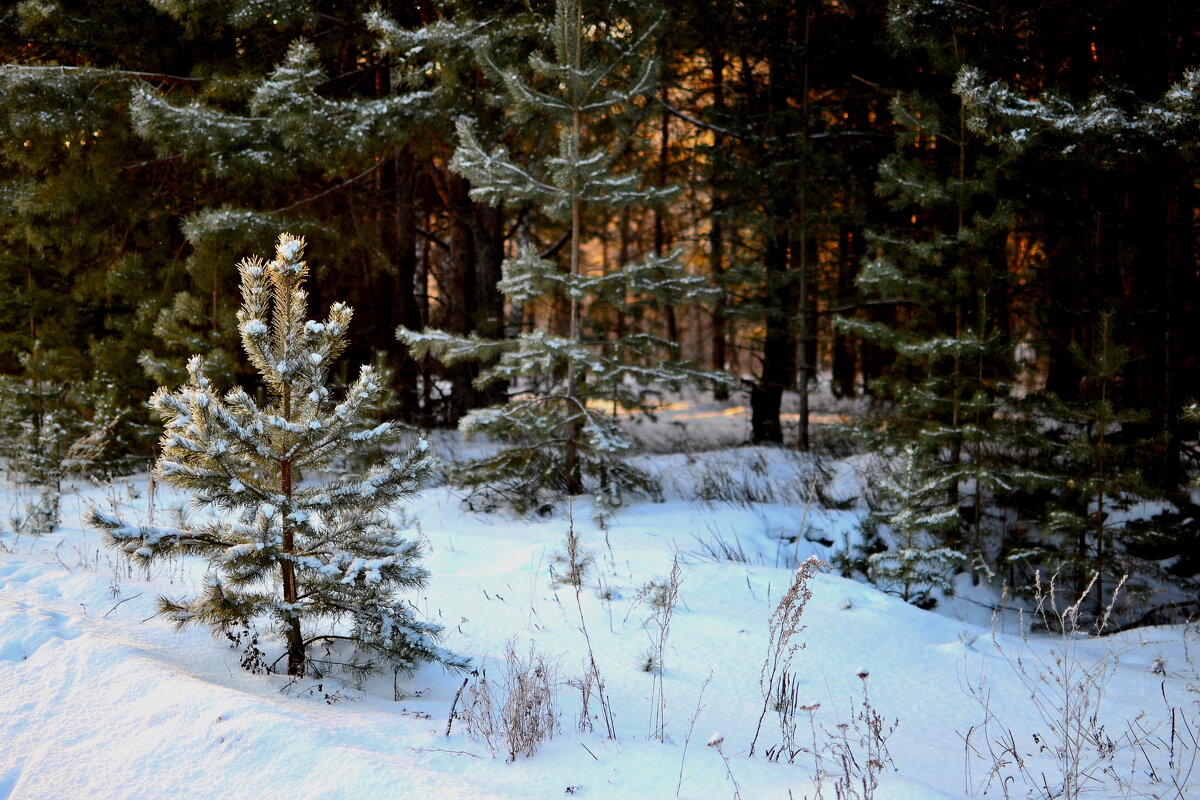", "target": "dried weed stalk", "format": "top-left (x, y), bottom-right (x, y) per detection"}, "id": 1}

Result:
top-left (750, 555), bottom-right (828, 756)
top-left (563, 503), bottom-right (617, 738)
top-left (960, 572), bottom-right (1157, 799)
top-left (819, 671), bottom-right (899, 799)
top-left (635, 556), bottom-right (682, 742)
